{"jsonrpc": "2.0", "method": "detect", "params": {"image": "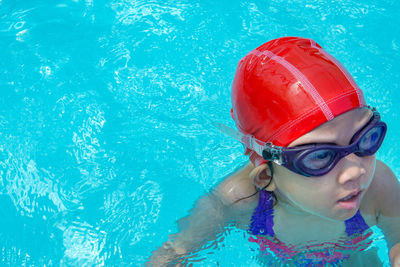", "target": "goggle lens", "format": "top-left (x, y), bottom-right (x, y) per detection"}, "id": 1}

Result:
top-left (299, 124), bottom-right (386, 175)
top-left (302, 150), bottom-right (336, 171)
top-left (357, 125), bottom-right (385, 155)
